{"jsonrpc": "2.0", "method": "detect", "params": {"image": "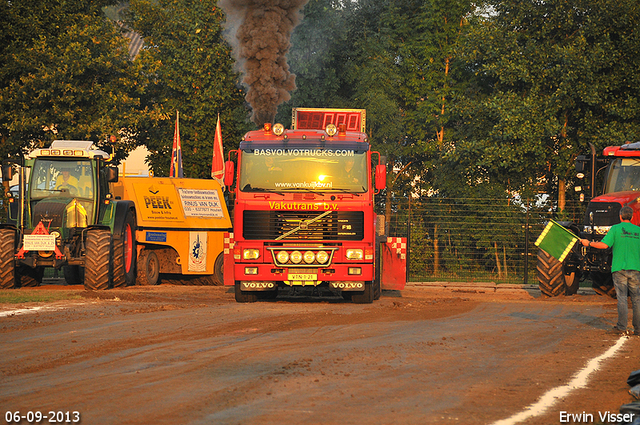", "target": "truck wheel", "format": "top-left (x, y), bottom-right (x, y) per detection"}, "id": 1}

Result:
top-left (0, 228), bottom-right (16, 289)
top-left (235, 281), bottom-right (258, 303)
top-left (17, 266), bottom-right (43, 287)
top-left (112, 212), bottom-right (136, 288)
top-left (258, 287), bottom-right (278, 300)
top-left (84, 229), bottom-right (111, 291)
top-left (136, 249), bottom-right (159, 285)
top-left (63, 265), bottom-right (84, 285)
top-left (591, 272), bottom-right (616, 298)
top-left (373, 279), bottom-right (381, 300)
top-left (536, 249), bottom-right (574, 297)
top-left (351, 281), bottom-right (374, 304)
top-left (212, 253), bottom-right (224, 286)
